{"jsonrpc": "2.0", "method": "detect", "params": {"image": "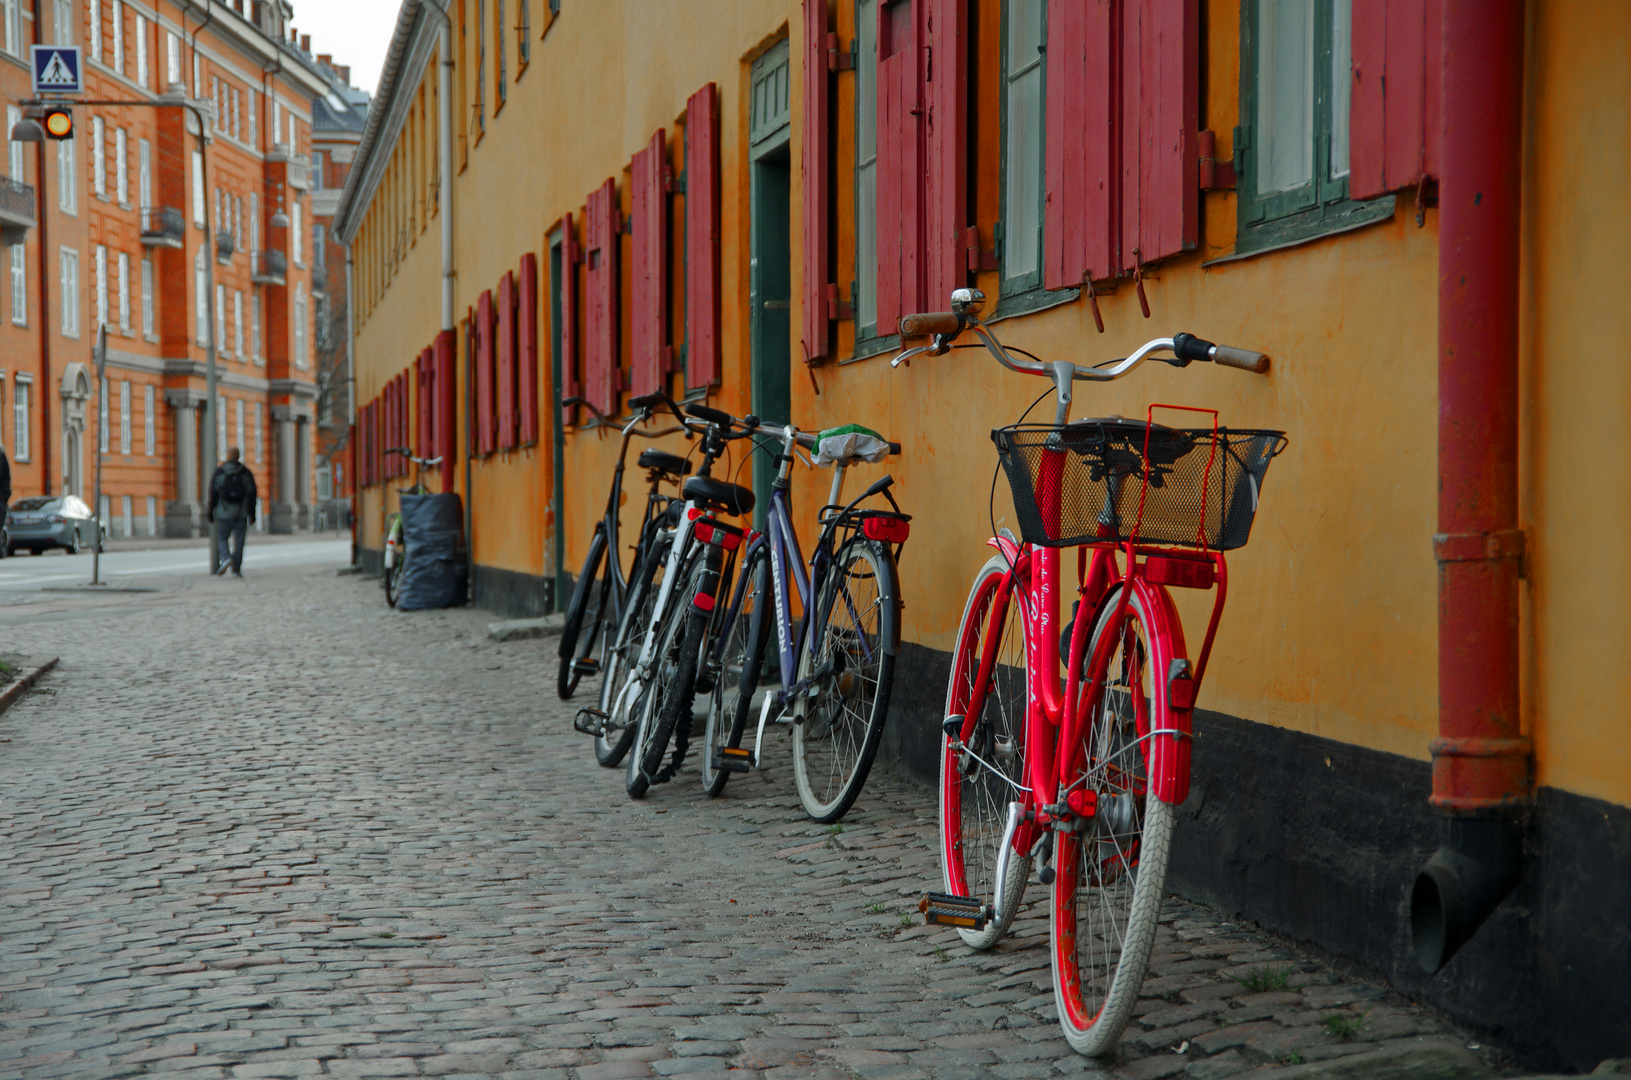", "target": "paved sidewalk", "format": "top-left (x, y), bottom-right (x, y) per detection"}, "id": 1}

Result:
top-left (0, 568), bottom-right (1491, 1080)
